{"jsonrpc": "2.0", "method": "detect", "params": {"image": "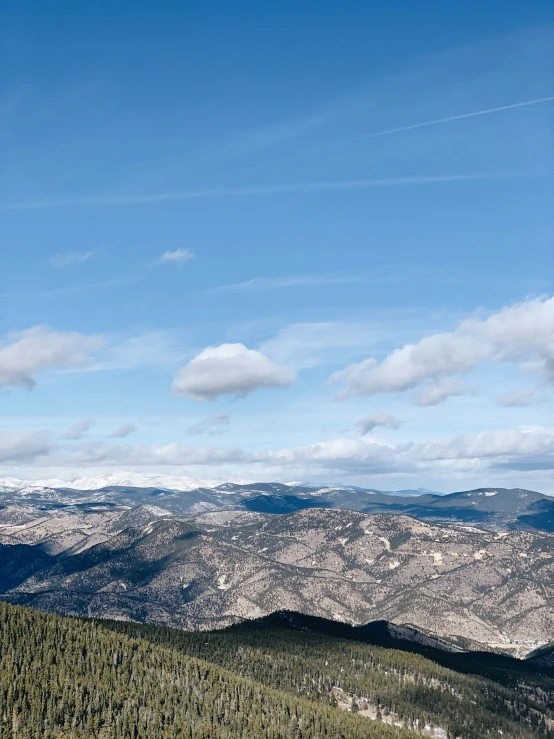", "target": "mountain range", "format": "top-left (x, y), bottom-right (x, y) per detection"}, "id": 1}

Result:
top-left (2, 477), bottom-right (554, 531)
top-left (1, 490), bottom-right (554, 657)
